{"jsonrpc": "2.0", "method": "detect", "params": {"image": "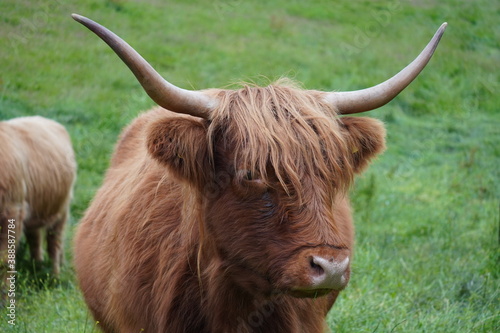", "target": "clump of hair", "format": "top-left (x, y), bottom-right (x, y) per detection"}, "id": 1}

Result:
top-left (208, 79), bottom-right (355, 202)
